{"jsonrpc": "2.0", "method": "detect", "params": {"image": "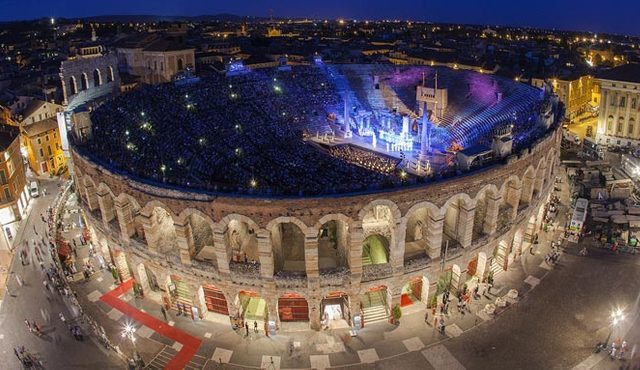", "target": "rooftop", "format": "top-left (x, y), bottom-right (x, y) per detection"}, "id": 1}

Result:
top-left (597, 63), bottom-right (640, 84)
